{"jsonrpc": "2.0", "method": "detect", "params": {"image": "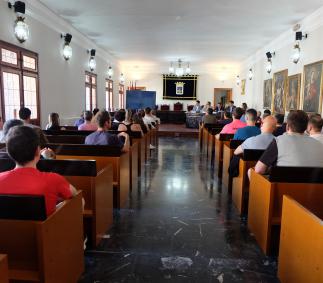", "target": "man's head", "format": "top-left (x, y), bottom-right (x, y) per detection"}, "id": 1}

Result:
top-left (207, 108), bottom-right (213, 115)
top-left (115, 110), bottom-right (126, 122)
top-left (275, 114), bottom-right (285, 126)
top-left (257, 111), bottom-right (262, 118)
top-left (242, 103), bottom-right (248, 110)
top-left (261, 116), bottom-right (277, 134)
top-left (245, 109), bottom-right (257, 125)
top-left (196, 100), bottom-right (200, 105)
top-left (286, 110), bottom-right (309, 134)
top-left (229, 100), bottom-right (234, 106)
top-left (7, 126), bottom-right (40, 166)
top-left (84, 111), bottom-right (93, 122)
top-left (3, 119), bottom-right (24, 140)
top-left (96, 111), bottom-right (111, 129)
top-left (307, 114), bottom-right (323, 134)
top-left (19, 107), bottom-right (32, 122)
top-left (232, 107), bottom-right (244, 120)
top-left (224, 111), bottom-right (232, 119)
top-left (92, 108), bottom-right (99, 116)
top-left (145, 107), bottom-right (152, 115)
